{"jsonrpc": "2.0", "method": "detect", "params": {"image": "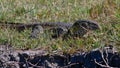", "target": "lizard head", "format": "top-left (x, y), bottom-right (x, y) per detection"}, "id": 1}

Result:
top-left (73, 20), bottom-right (101, 30)
top-left (65, 20), bottom-right (101, 38)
